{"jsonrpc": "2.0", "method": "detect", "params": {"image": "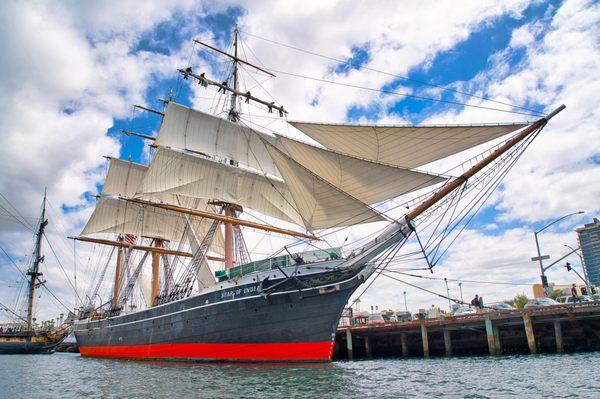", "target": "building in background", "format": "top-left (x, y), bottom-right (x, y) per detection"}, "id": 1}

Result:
top-left (576, 218), bottom-right (600, 286)
top-left (532, 282), bottom-right (589, 298)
